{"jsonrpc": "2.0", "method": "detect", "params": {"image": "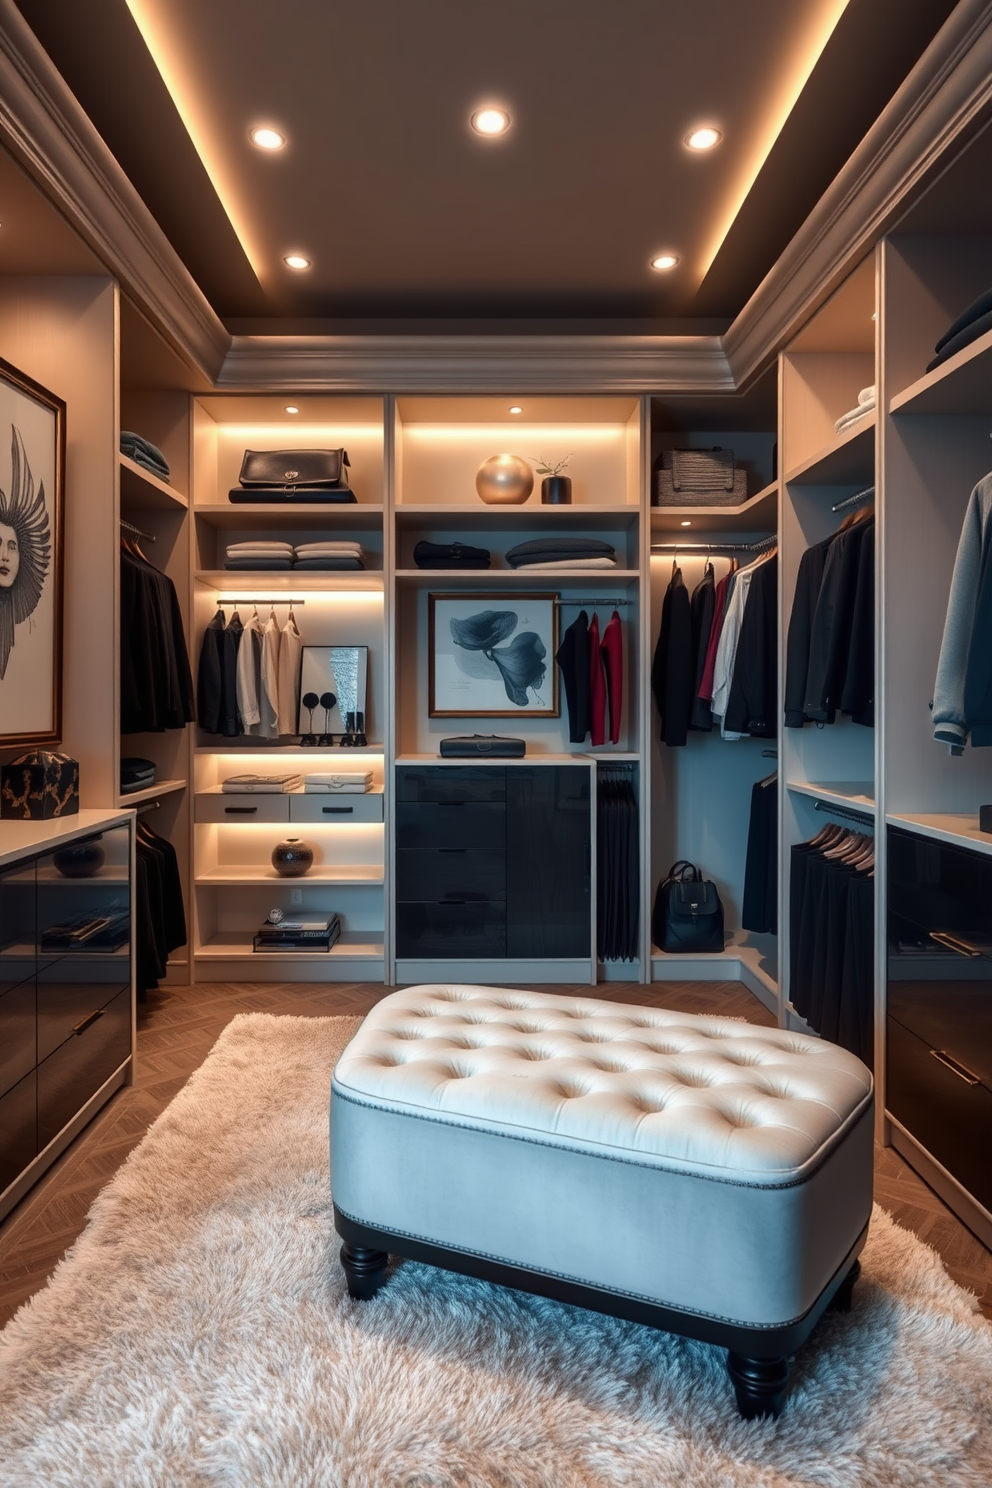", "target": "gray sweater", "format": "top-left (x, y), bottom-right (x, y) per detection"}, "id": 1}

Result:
top-left (932, 472), bottom-right (992, 752)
